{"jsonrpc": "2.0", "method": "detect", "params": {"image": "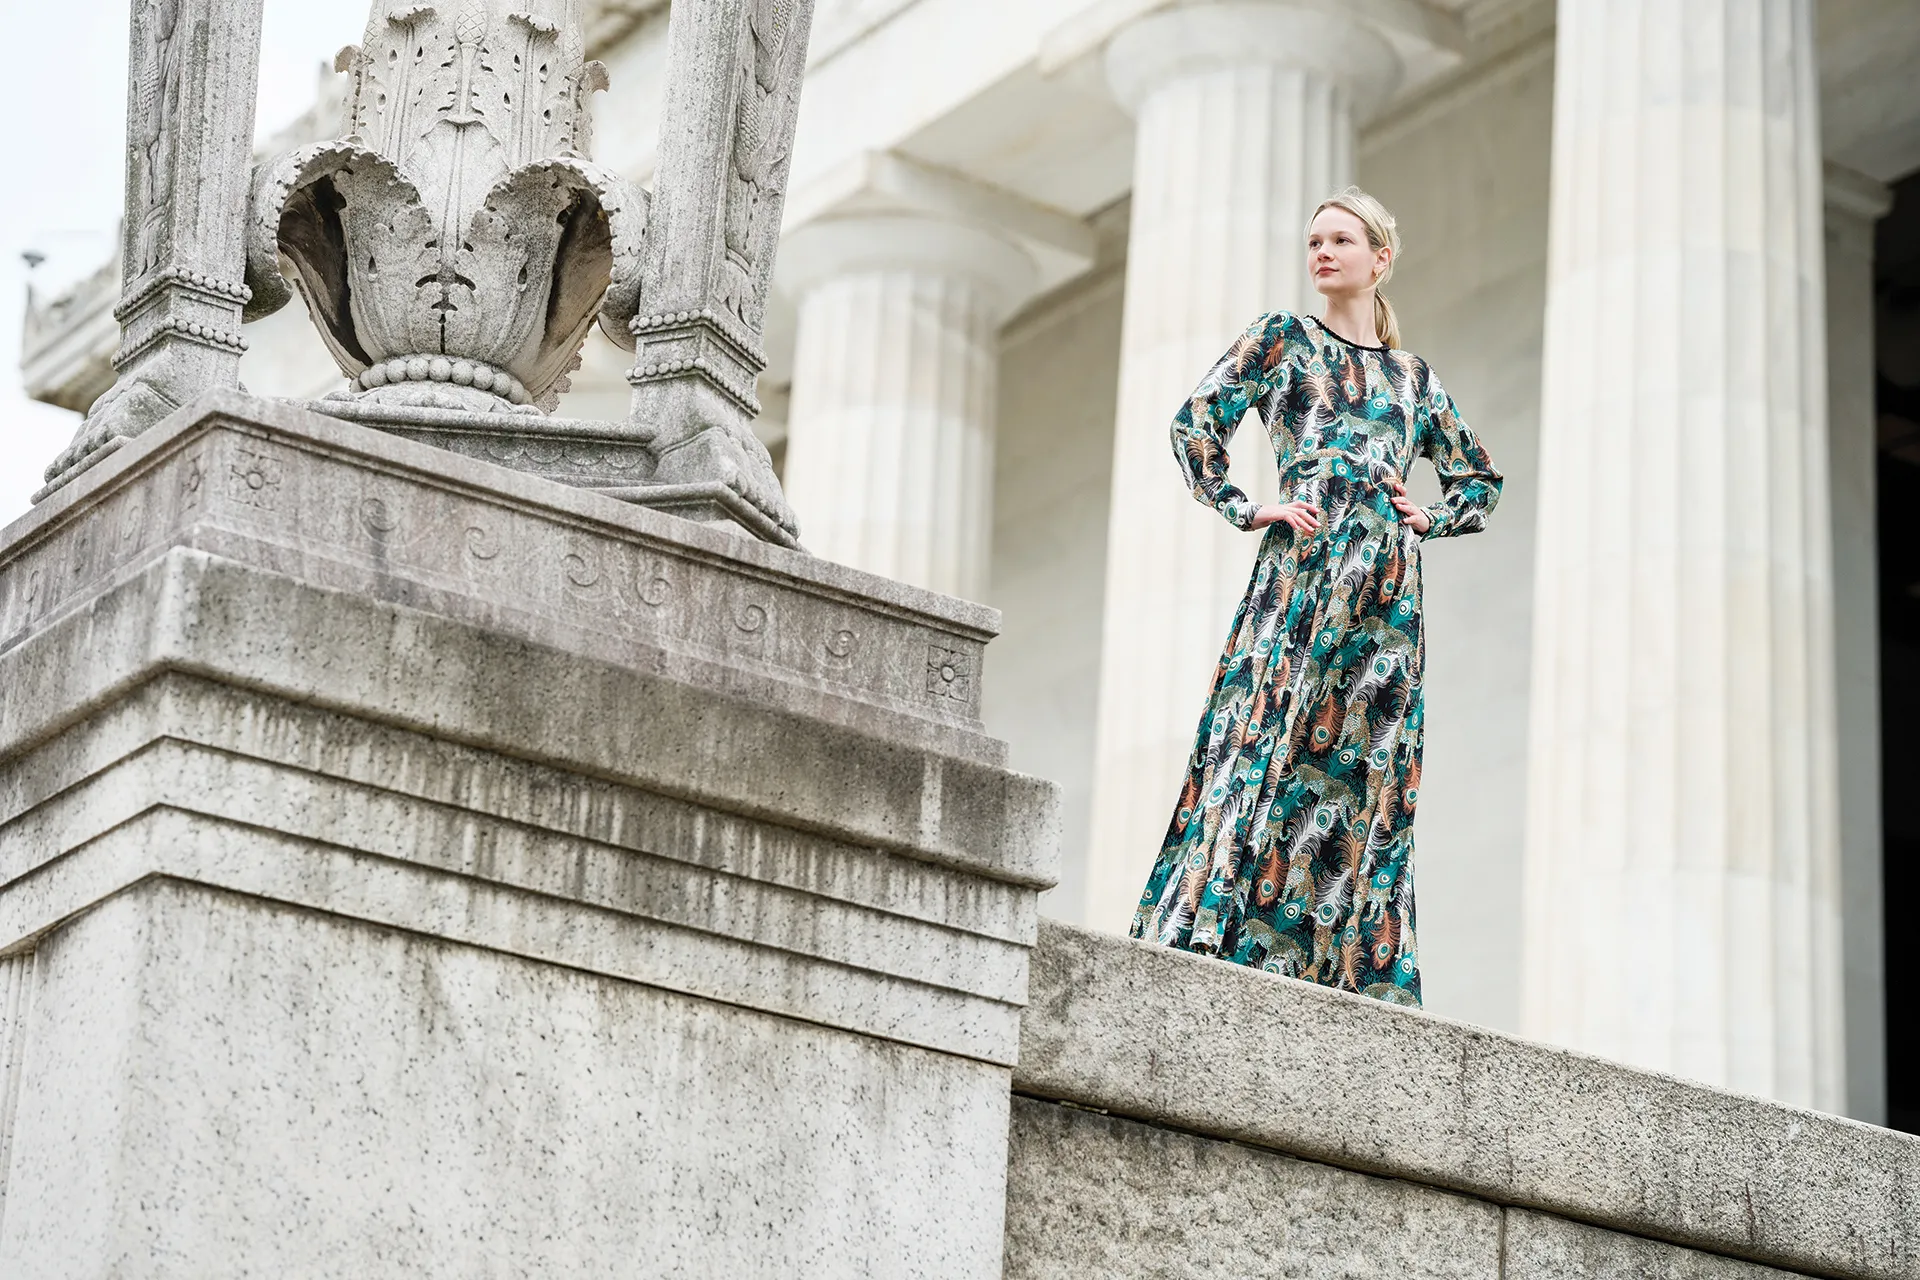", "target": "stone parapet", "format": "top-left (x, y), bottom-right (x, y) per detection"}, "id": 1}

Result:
top-left (1010, 921), bottom-right (1920, 1280)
